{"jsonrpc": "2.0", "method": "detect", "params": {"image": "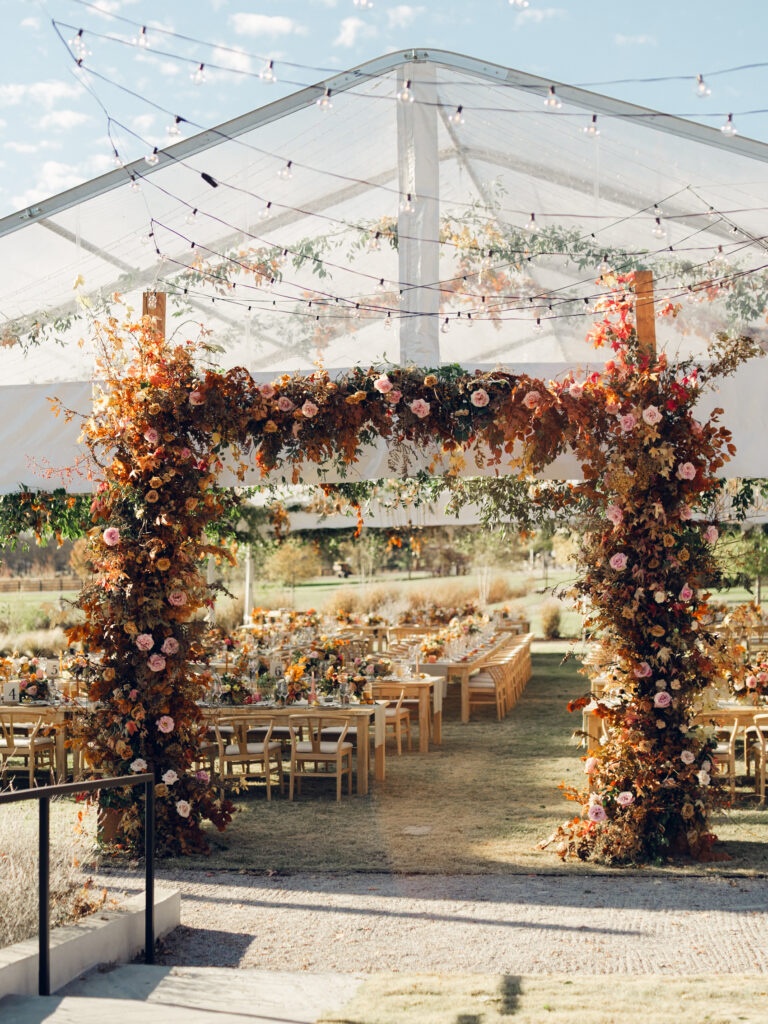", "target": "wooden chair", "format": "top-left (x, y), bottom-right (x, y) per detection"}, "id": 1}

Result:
top-left (747, 713), bottom-right (768, 806)
top-left (213, 717), bottom-right (284, 799)
top-left (711, 718), bottom-right (739, 800)
top-left (383, 690), bottom-right (412, 754)
top-left (0, 713), bottom-right (55, 788)
top-left (467, 663), bottom-right (507, 721)
top-left (288, 715), bottom-right (353, 801)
